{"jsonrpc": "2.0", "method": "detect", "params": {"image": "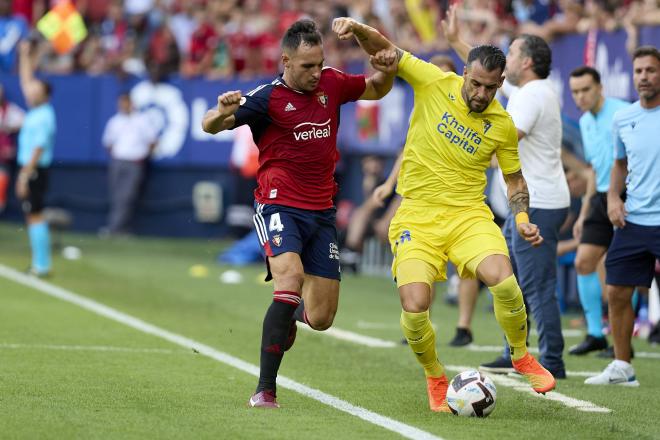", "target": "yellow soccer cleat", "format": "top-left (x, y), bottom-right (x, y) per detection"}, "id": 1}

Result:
top-left (426, 375), bottom-right (451, 412)
top-left (512, 353), bottom-right (556, 394)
